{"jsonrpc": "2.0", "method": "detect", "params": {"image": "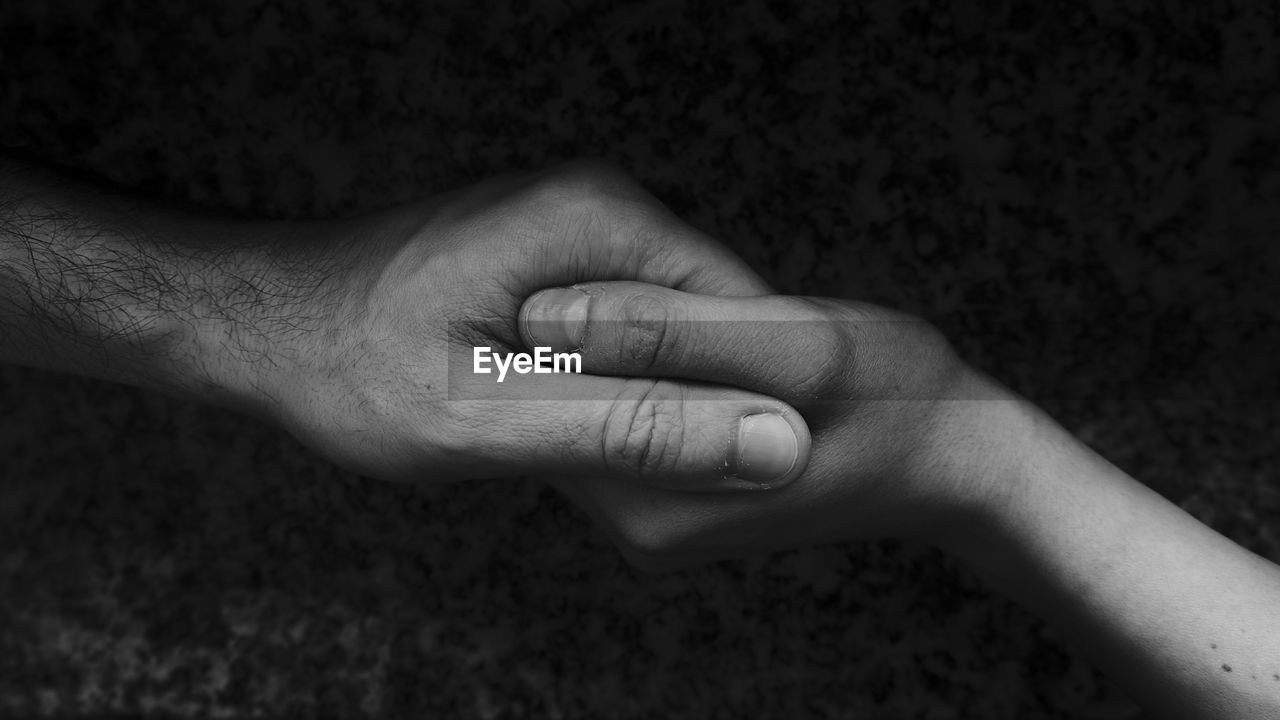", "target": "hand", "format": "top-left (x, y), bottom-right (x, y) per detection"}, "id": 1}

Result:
top-left (246, 161), bottom-right (812, 489)
top-left (517, 280), bottom-right (1028, 568)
